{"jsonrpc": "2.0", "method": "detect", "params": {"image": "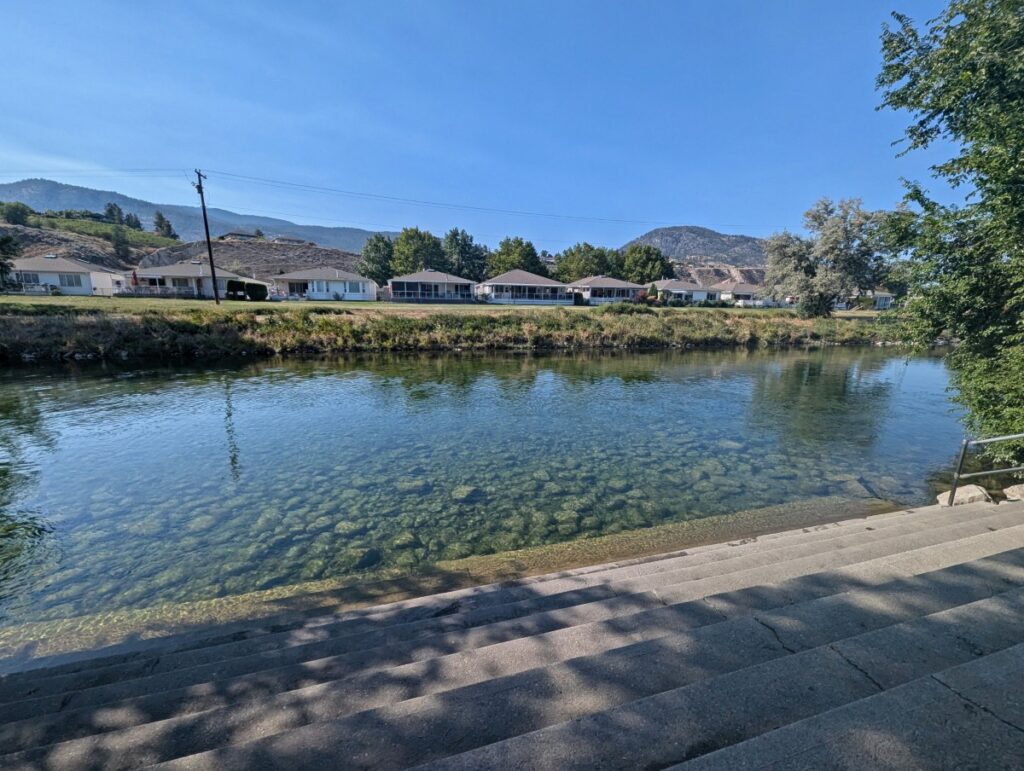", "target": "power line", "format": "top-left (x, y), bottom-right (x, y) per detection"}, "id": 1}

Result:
top-left (202, 169), bottom-right (680, 226)
top-left (2, 166), bottom-right (777, 234)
